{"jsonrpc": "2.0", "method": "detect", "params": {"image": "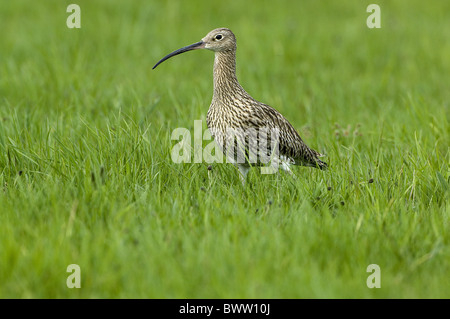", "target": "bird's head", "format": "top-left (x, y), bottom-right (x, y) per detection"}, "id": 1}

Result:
top-left (201, 28), bottom-right (236, 52)
top-left (152, 28), bottom-right (236, 69)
